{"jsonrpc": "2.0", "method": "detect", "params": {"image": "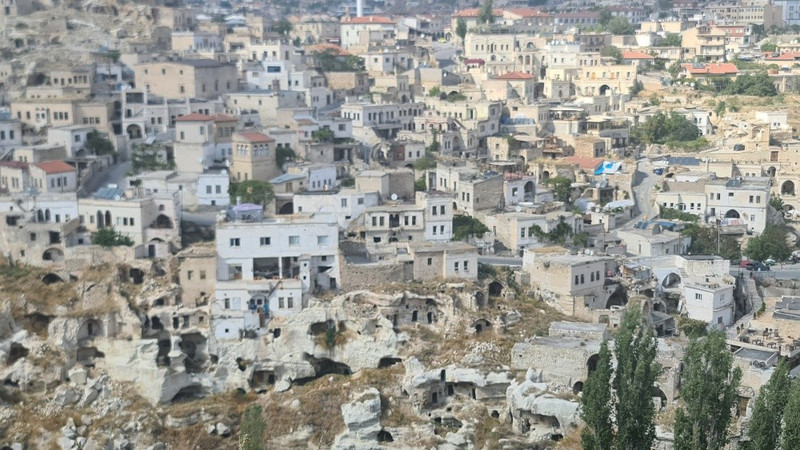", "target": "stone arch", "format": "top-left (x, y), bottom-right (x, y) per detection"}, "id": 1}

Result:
top-left (153, 214), bottom-right (173, 229)
top-left (278, 202), bottom-right (294, 215)
top-left (768, 166), bottom-right (777, 177)
top-left (42, 247), bottom-right (64, 262)
top-left (724, 209), bottom-right (740, 219)
top-left (662, 272), bottom-right (681, 288)
top-left (37, 209), bottom-right (44, 222)
top-left (78, 319), bottom-right (103, 340)
top-left (653, 301), bottom-right (666, 313)
top-left (41, 273), bottom-right (64, 284)
top-left (126, 124), bottom-right (143, 140)
top-left (96, 211), bottom-right (104, 228)
top-left (599, 84), bottom-right (611, 96)
top-left (104, 211), bottom-right (112, 227)
top-left (573, 381), bottom-right (584, 394)
top-left (782, 180), bottom-right (795, 195)
top-left (524, 181), bottom-right (534, 201)
top-left (488, 281), bottom-right (503, 297)
top-left (474, 291), bottom-right (485, 308)
top-left (653, 386), bottom-right (667, 408)
top-left (541, 170), bottom-right (550, 182)
top-left (44, 209), bottom-right (51, 221)
top-left (587, 354), bottom-right (600, 373)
